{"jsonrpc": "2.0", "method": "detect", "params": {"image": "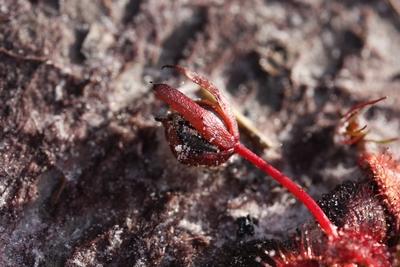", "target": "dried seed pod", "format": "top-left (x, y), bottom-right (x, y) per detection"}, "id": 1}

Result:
top-left (154, 65), bottom-right (337, 238)
top-left (154, 67), bottom-right (400, 266)
top-left (153, 67), bottom-right (239, 166)
top-left (156, 113), bottom-right (234, 166)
